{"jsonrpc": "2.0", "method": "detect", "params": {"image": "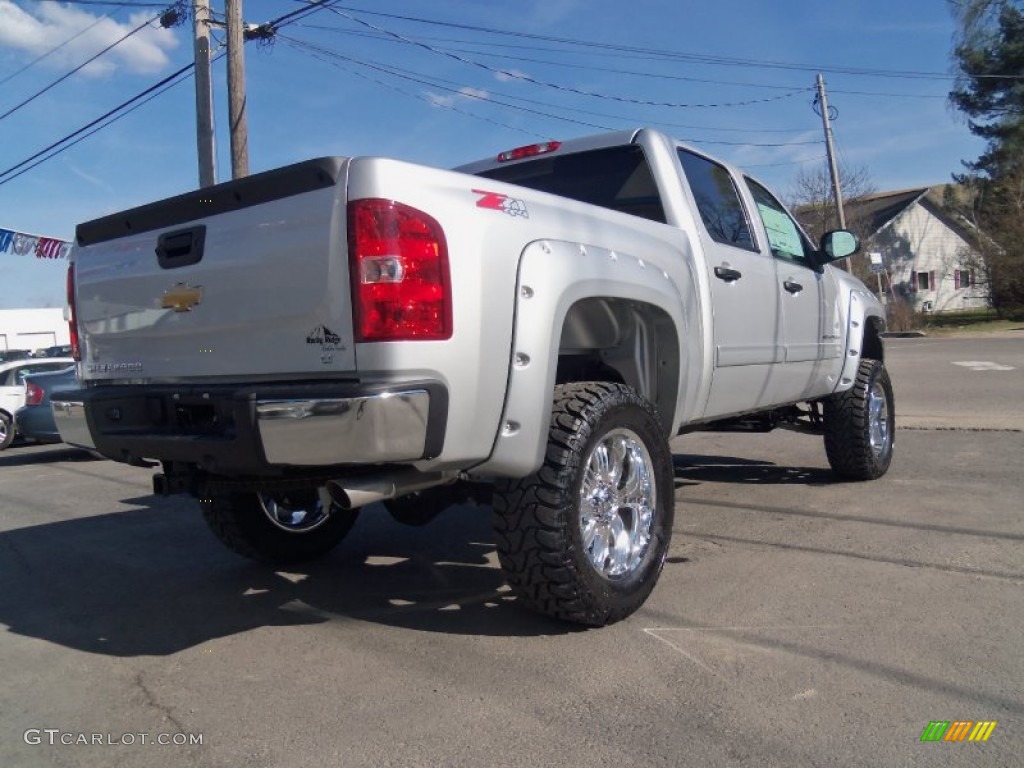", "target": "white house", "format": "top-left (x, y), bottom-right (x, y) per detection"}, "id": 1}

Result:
top-left (846, 187), bottom-right (988, 313)
top-left (0, 308), bottom-right (69, 354)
